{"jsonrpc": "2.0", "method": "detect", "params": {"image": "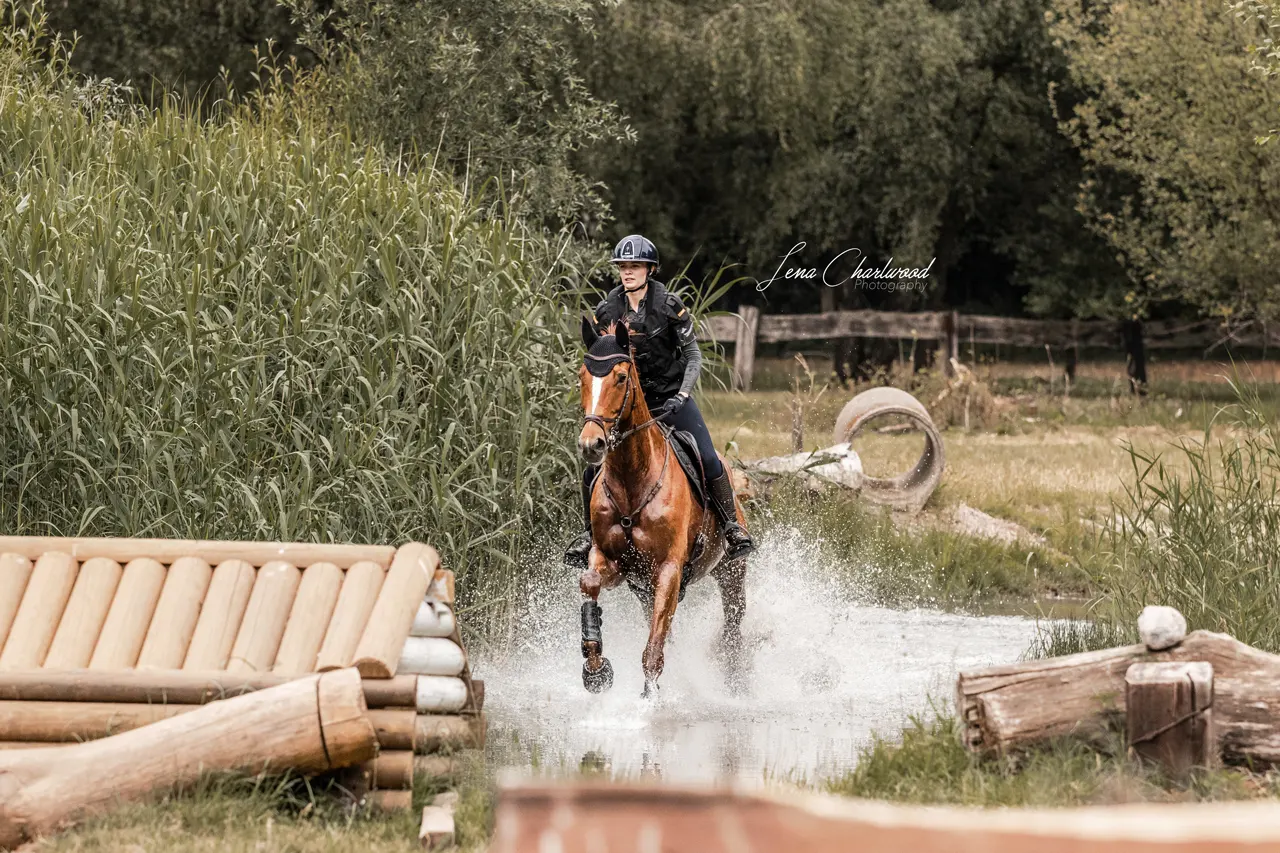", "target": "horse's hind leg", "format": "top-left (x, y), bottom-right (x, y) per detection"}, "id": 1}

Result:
top-left (580, 548), bottom-right (621, 693)
top-left (713, 557), bottom-right (748, 691)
